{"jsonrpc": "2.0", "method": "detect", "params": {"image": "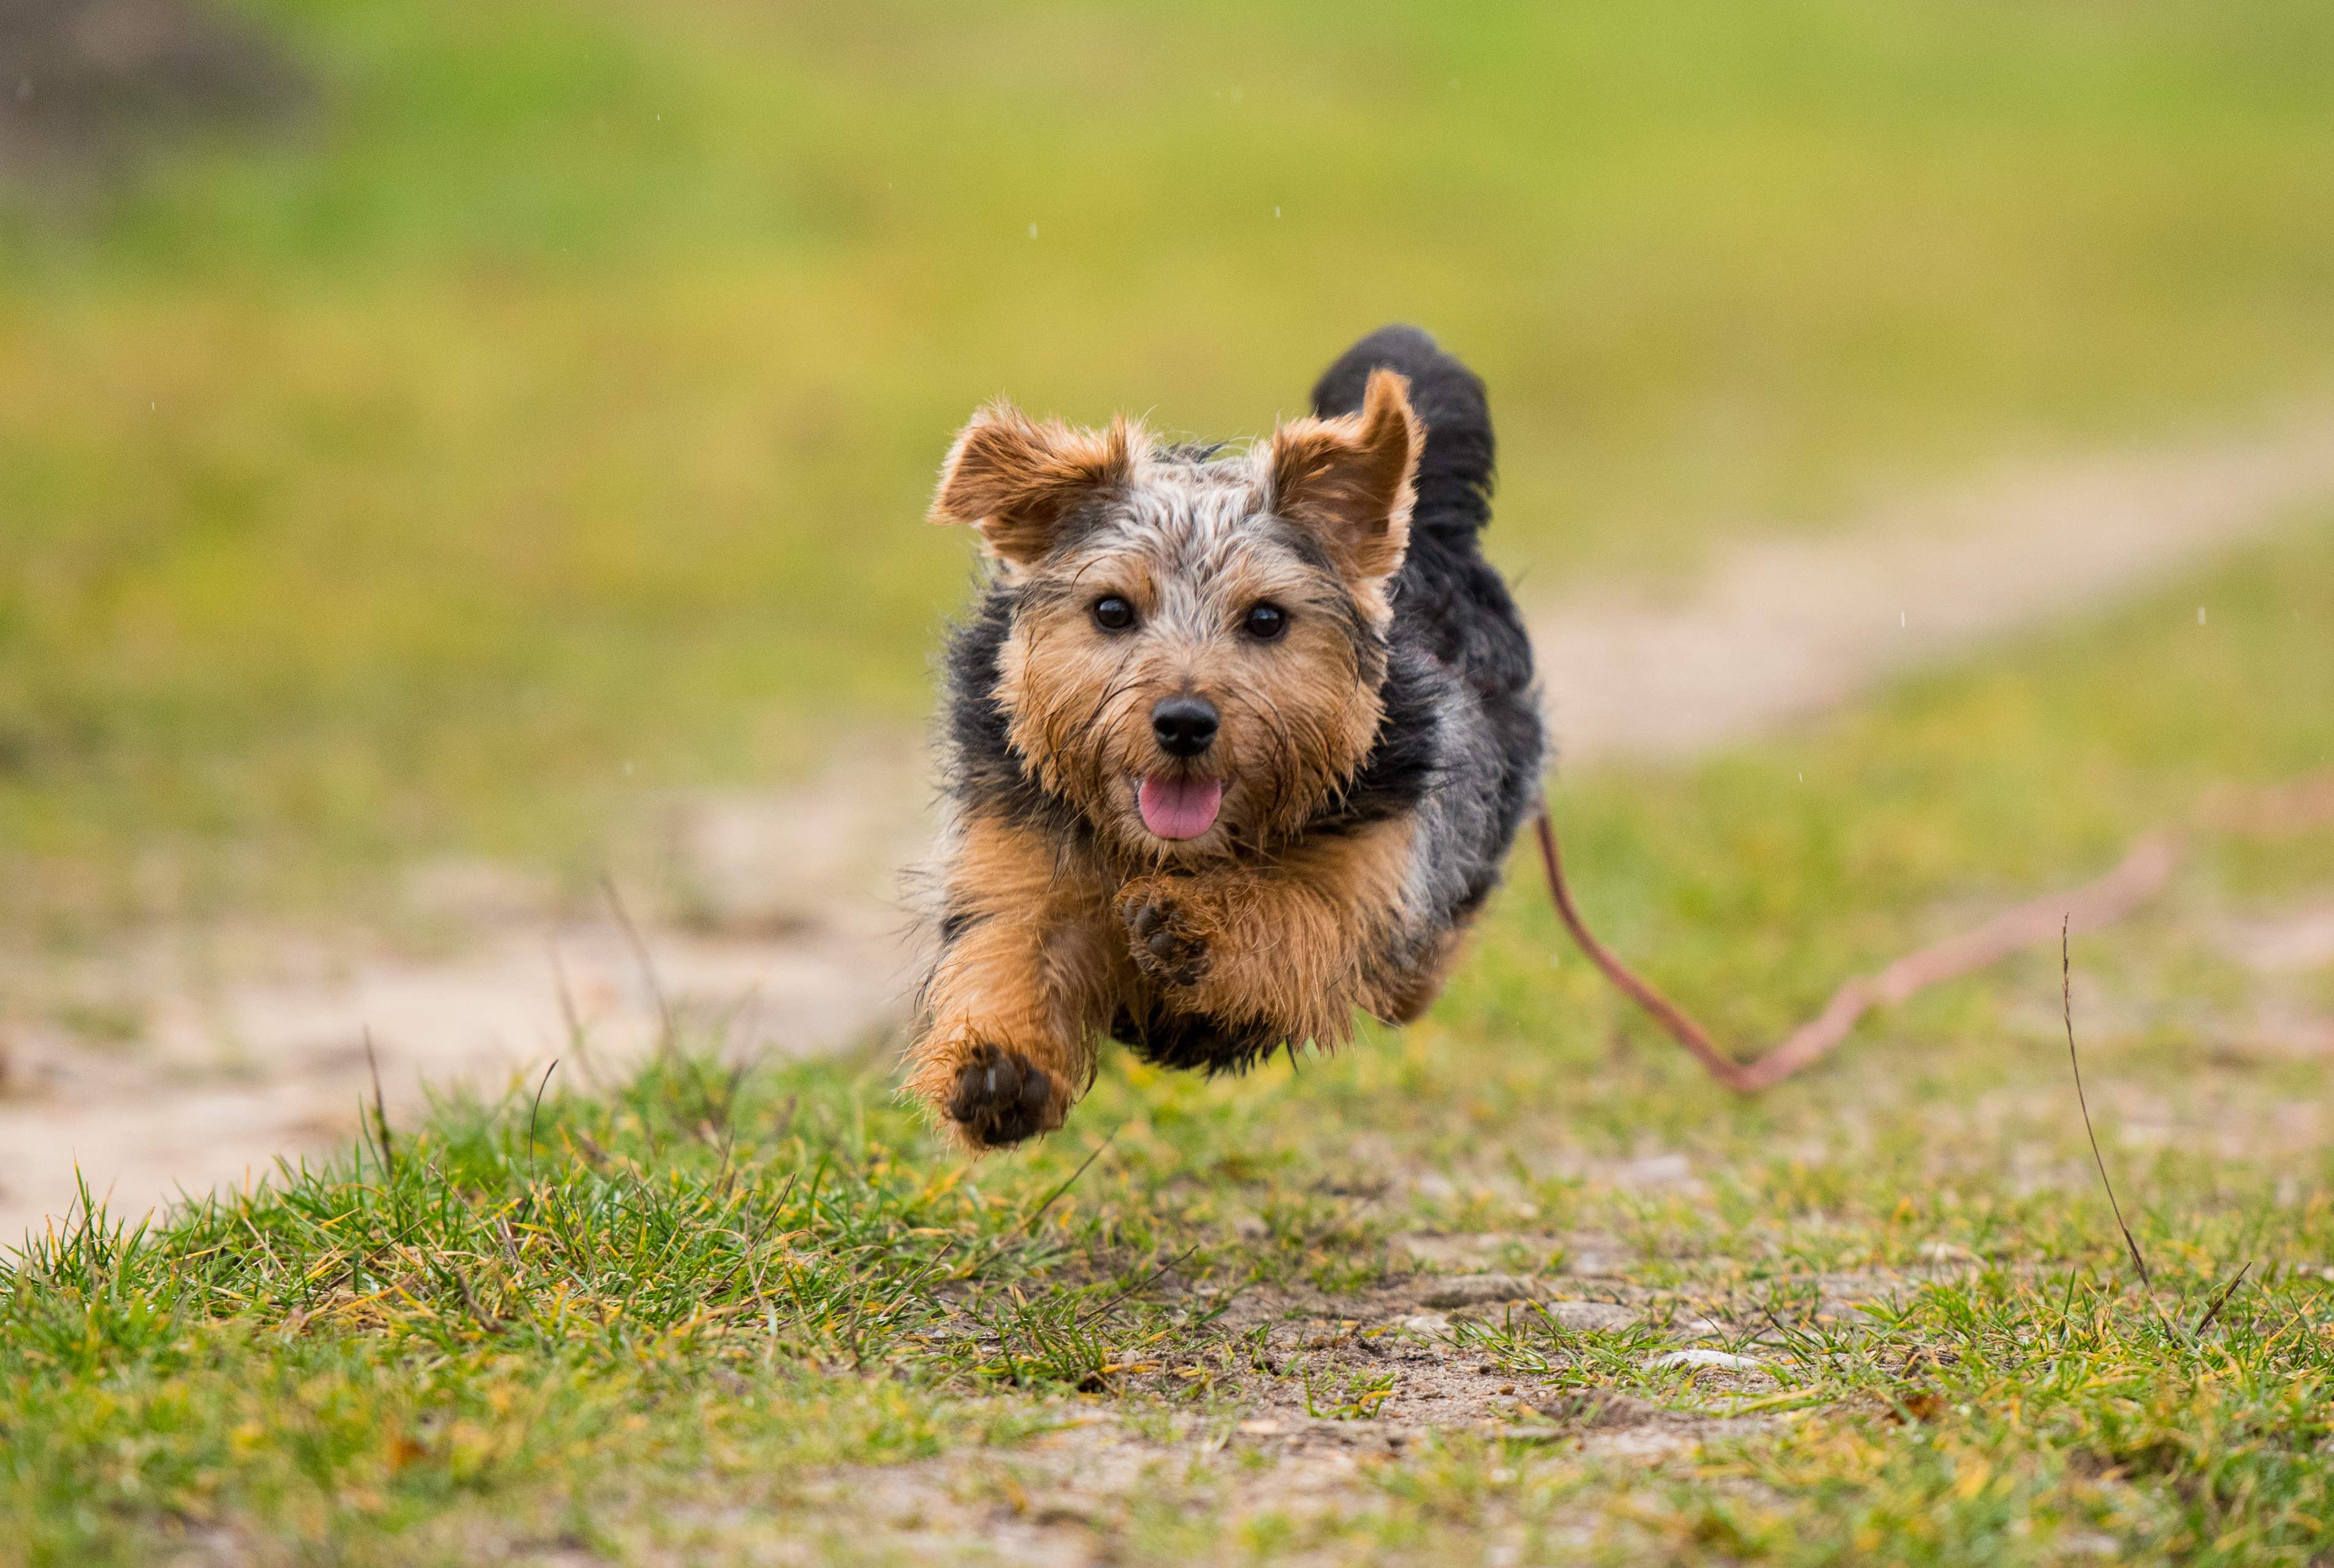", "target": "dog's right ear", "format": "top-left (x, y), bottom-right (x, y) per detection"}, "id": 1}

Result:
top-left (930, 403), bottom-right (1135, 566)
